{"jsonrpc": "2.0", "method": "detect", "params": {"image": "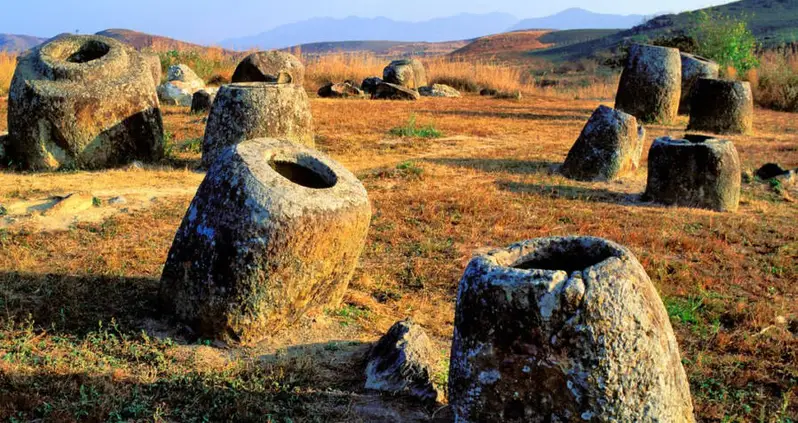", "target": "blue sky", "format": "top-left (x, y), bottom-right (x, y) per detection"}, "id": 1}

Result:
top-left (1, 0), bottom-right (734, 44)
